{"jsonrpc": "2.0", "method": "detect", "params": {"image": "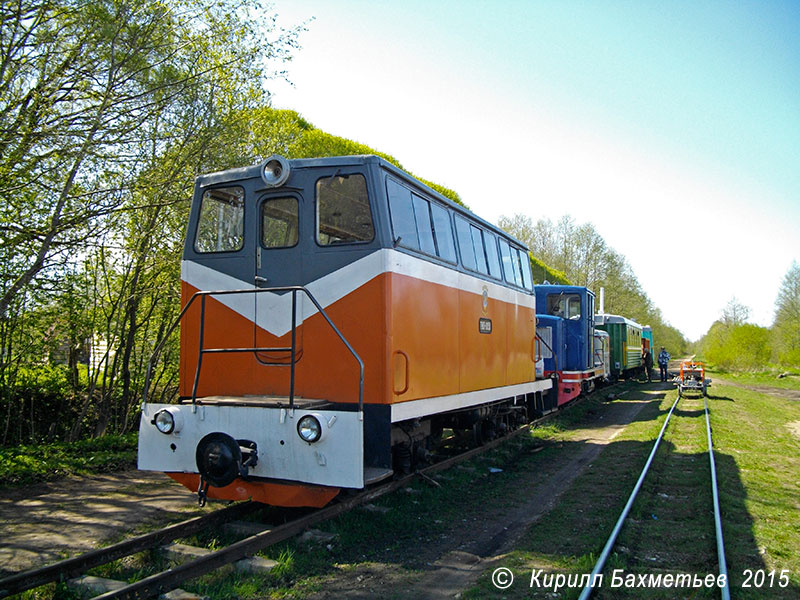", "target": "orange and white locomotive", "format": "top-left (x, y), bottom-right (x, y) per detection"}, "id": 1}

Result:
top-left (138, 155), bottom-right (552, 507)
